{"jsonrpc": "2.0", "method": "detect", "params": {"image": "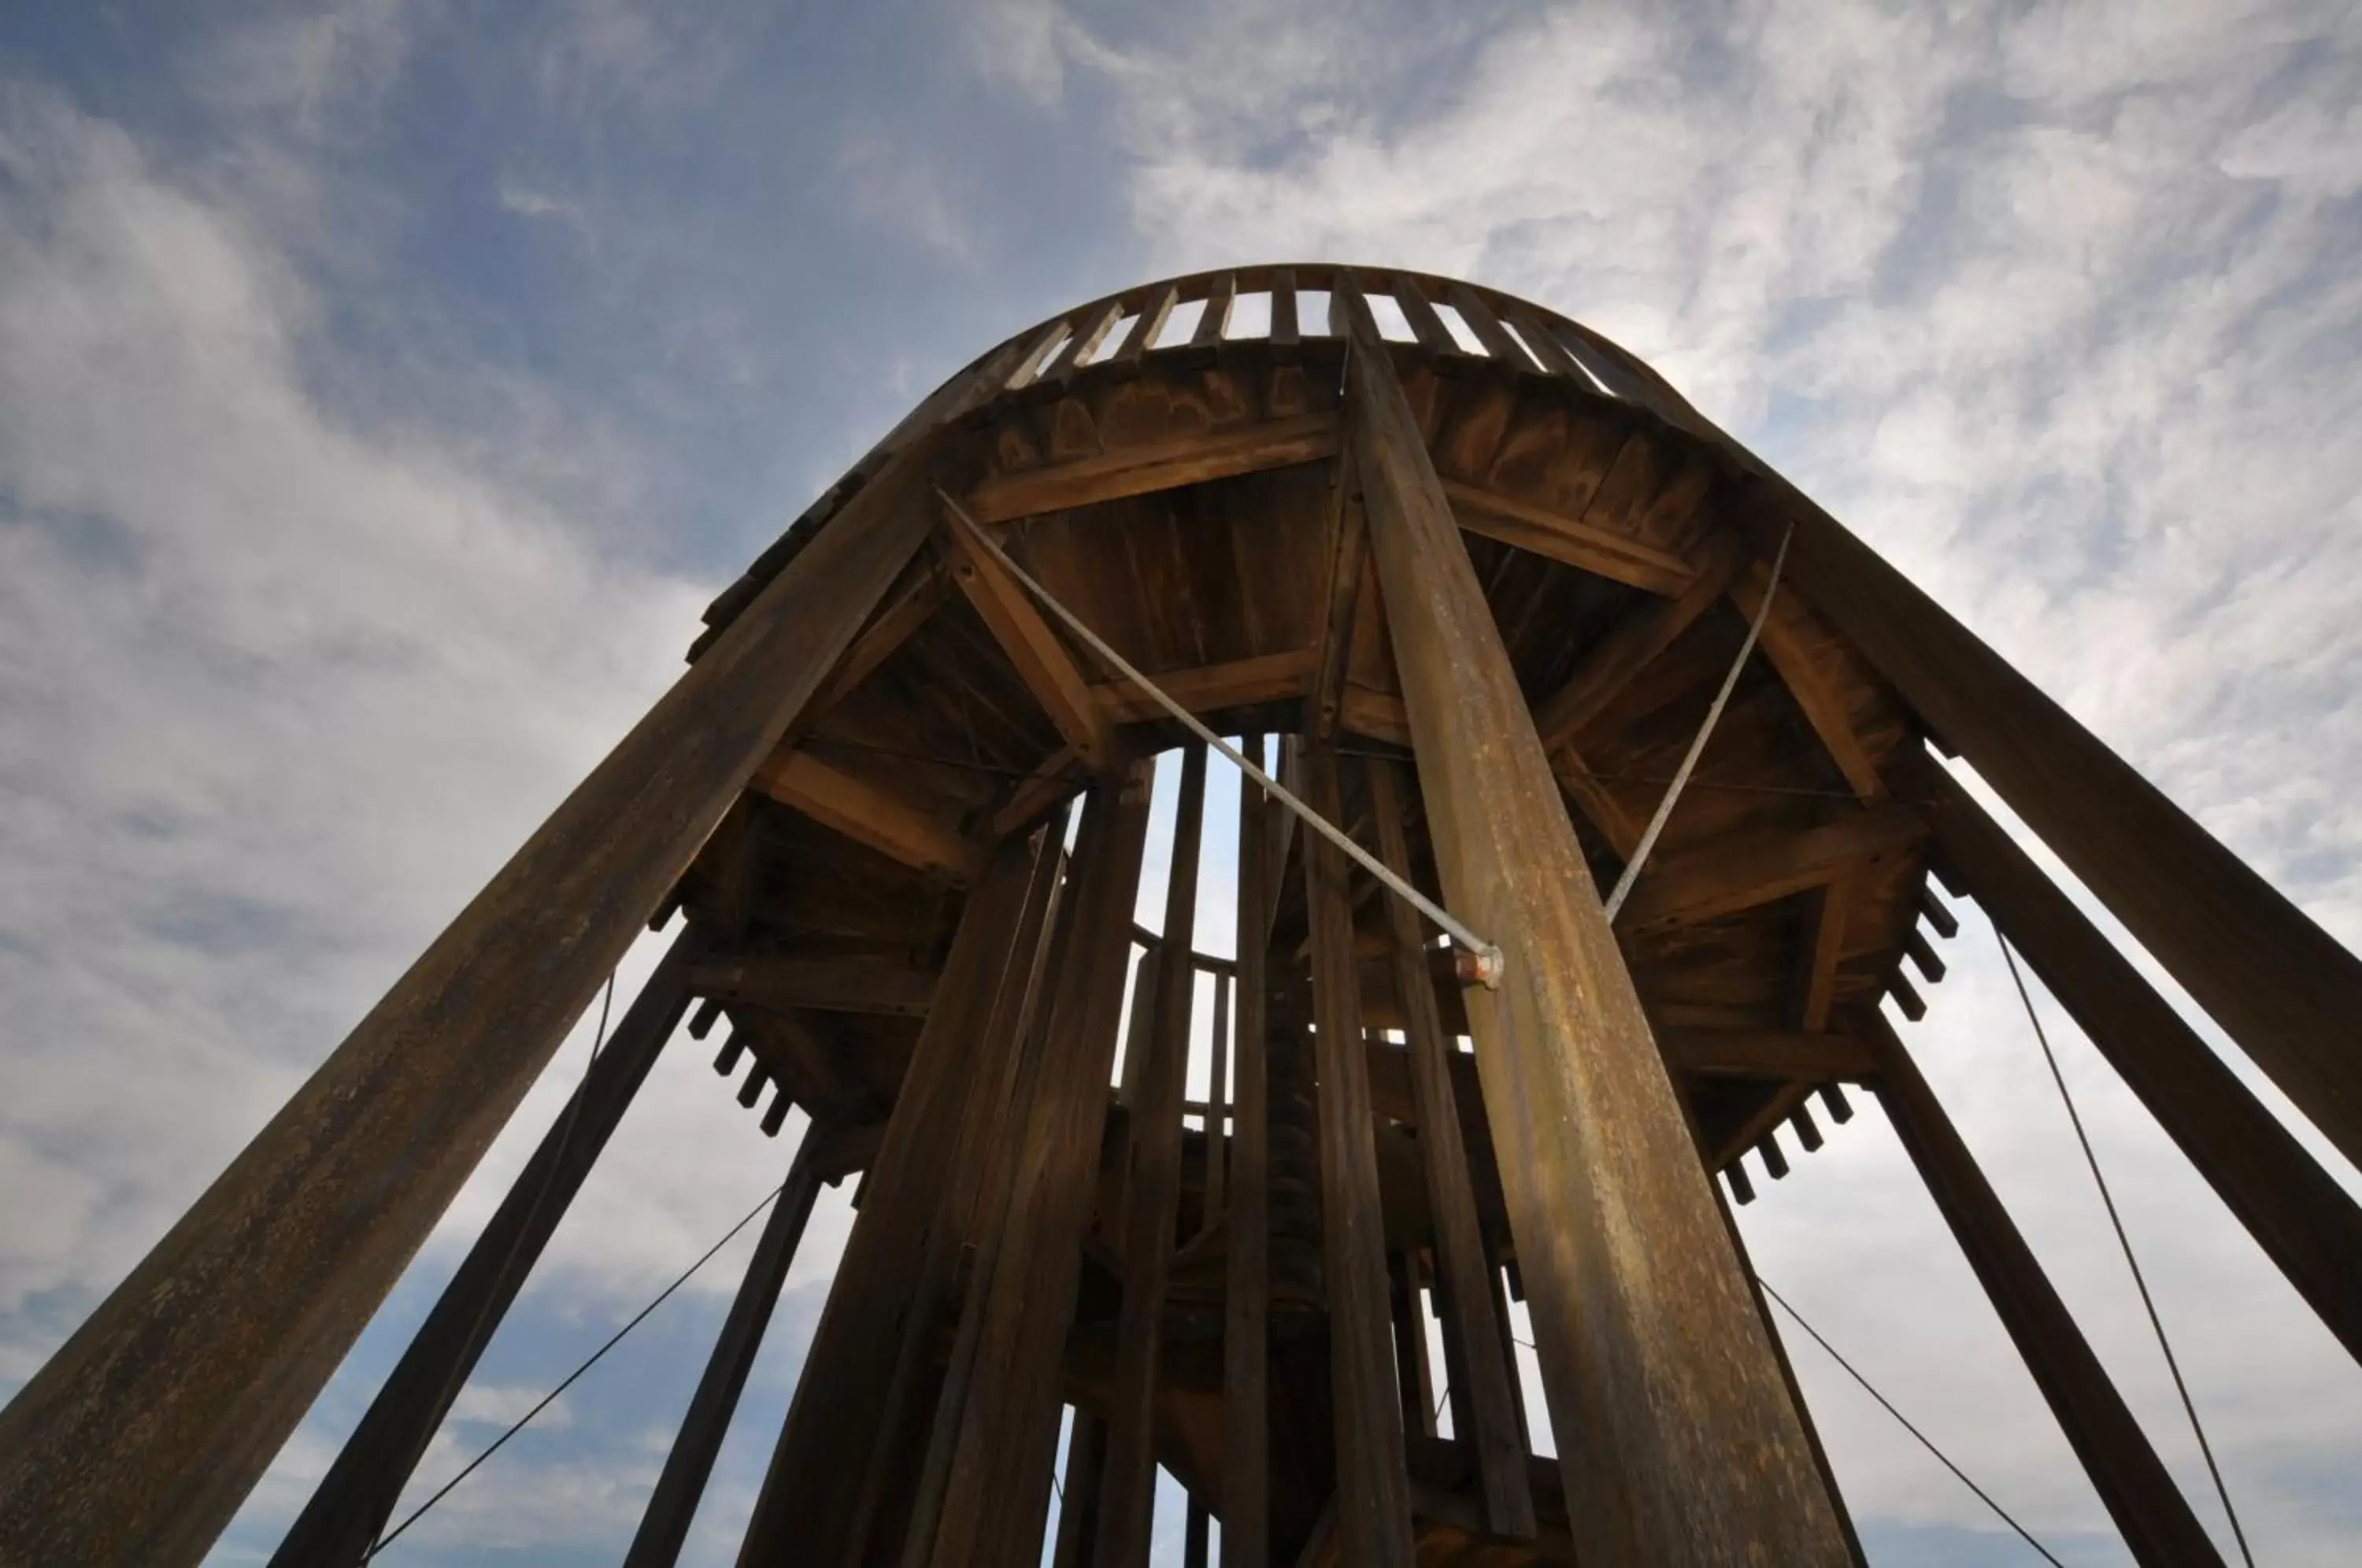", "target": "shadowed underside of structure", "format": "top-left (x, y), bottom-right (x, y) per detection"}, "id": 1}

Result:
top-left (3, 264), bottom-right (2360, 1568)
